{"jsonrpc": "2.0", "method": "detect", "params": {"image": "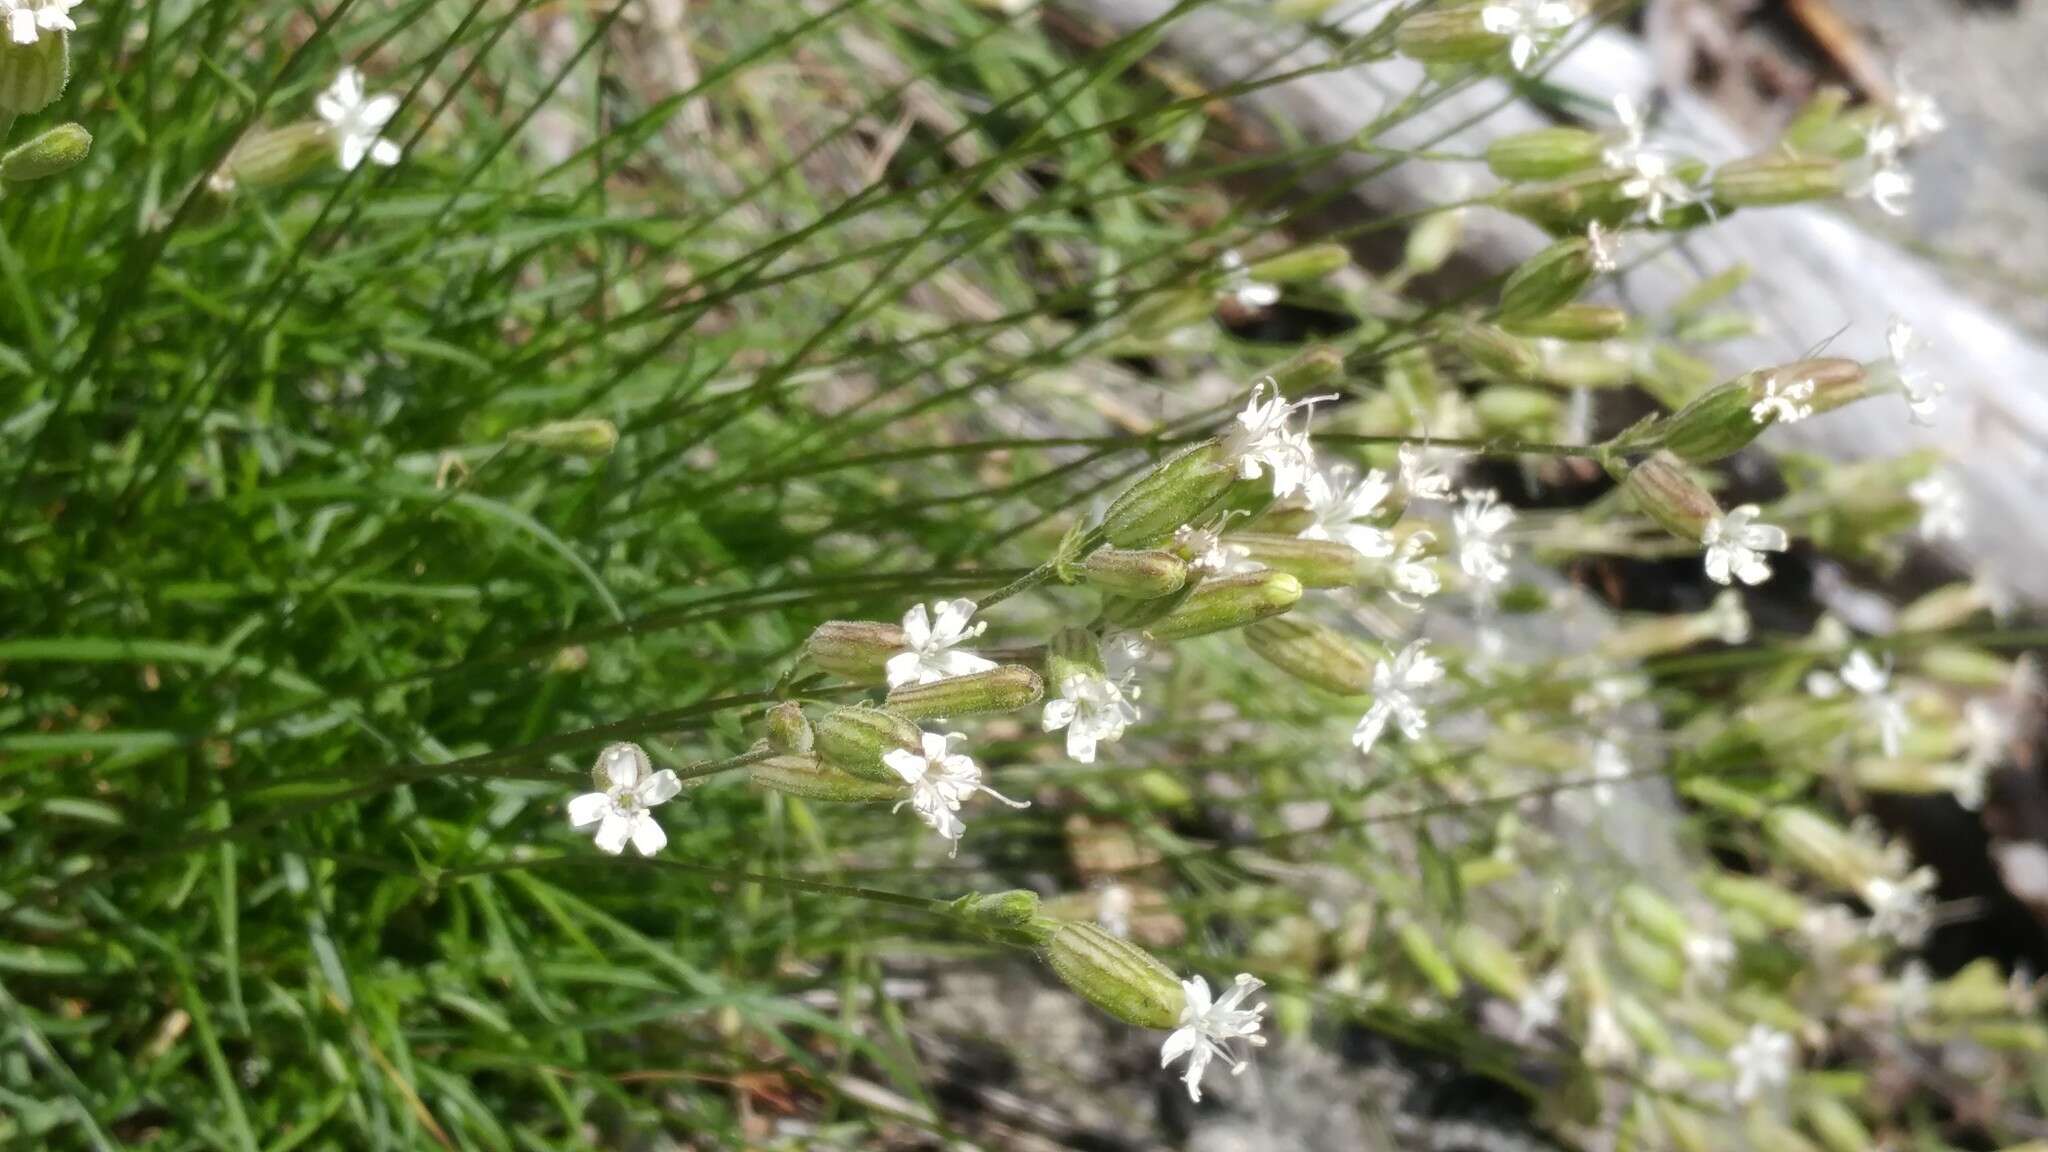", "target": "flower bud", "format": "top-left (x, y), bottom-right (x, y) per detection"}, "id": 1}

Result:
top-left (1449, 923), bottom-right (1530, 1000)
top-left (1498, 238), bottom-right (1596, 323)
top-left (1044, 627), bottom-right (1106, 689)
top-left (0, 121), bottom-right (88, 182)
top-left (1780, 87), bottom-right (1864, 159)
top-left (1441, 318), bottom-right (1538, 380)
top-left (0, 31), bottom-right (67, 114)
top-left (765, 702), bottom-right (813, 755)
top-left (1710, 156), bottom-right (1846, 207)
top-left (805, 620), bottom-right (908, 684)
top-left (1244, 617), bottom-right (1376, 695)
top-left (1041, 921), bottom-right (1184, 1030)
top-left (748, 754), bottom-right (904, 803)
top-left (1652, 1100), bottom-right (1717, 1152)
top-left (811, 706), bottom-right (920, 781)
top-left (1765, 806), bottom-right (1890, 891)
top-left (1652, 380), bottom-right (1760, 463)
top-left (1230, 533), bottom-right (1363, 588)
top-left (1617, 885), bottom-right (1694, 952)
top-left (950, 889), bottom-right (1055, 946)
top-left (1121, 288), bottom-right (1215, 340)
top-left (1700, 873), bottom-right (1809, 933)
top-left (1081, 547), bottom-right (1187, 599)
top-left (1499, 171), bottom-right (1638, 235)
top-left (1896, 582), bottom-right (1990, 633)
top-left (1800, 1094), bottom-right (1874, 1152)
top-left (1505, 304), bottom-right (1629, 341)
top-left (1472, 384), bottom-right (1560, 434)
top-left (886, 664), bottom-right (1043, 719)
top-left (1931, 958), bottom-right (2011, 1020)
top-left (1145, 571), bottom-right (1301, 641)
top-left (1612, 922), bottom-right (1683, 994)
top-left (1247, 243), bottom-right (1350, 283)
top-left (1097, 441), bottom-right (1237, 549)
top-left (216, 122), bottom-right (335, 195)
top-left (1620, 451), bottom-right (1722, 540)
top-left (1393, 5), bottom-right (1505, 63)
top-left (1485, 127), bottom-right (1608, 180)
top-left (1966, 1021), bottom-right (2048, 1052)
top-left (1395, 921), bottom-right (1464, 997)
top-left (1403, 208), bottom-right (1465, 275)
top-left (1614, 992), bottom-right (1676, 1057)
top-left (512, 418), bottom-right (619, 458)
top-left (1918, 644), bottom-right (2013, 689)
